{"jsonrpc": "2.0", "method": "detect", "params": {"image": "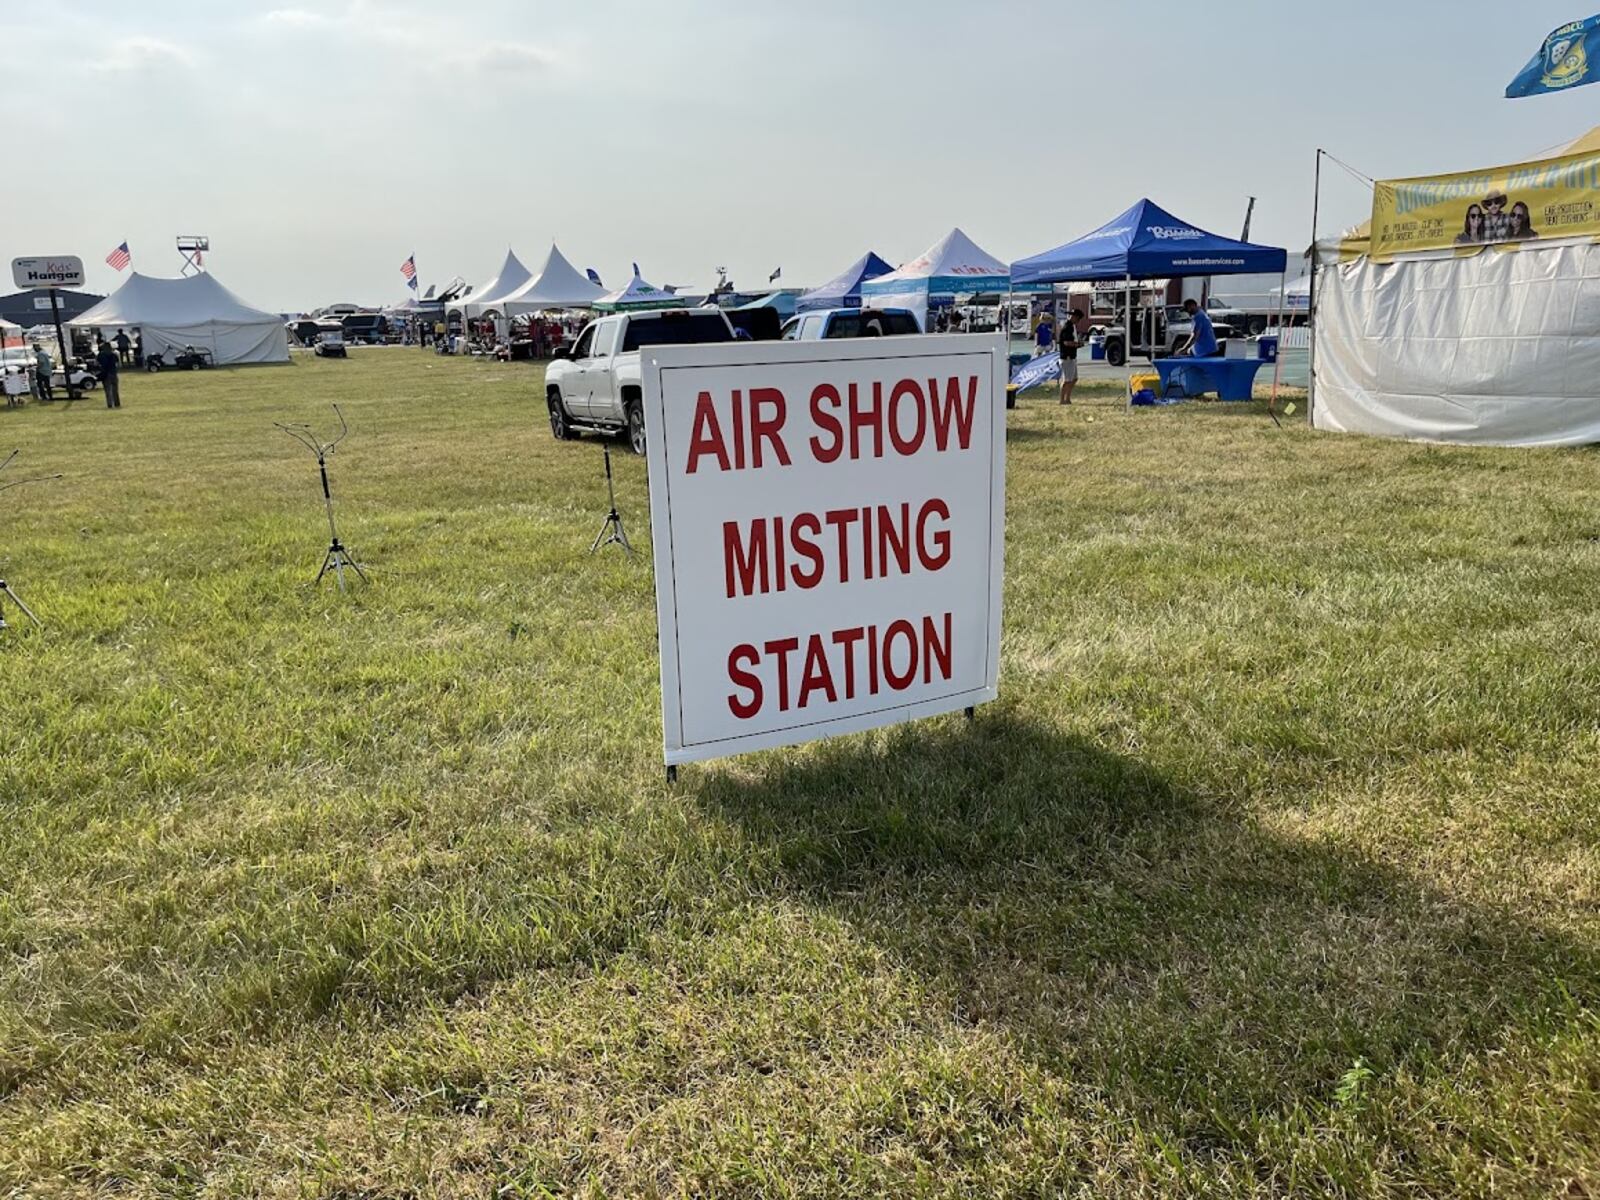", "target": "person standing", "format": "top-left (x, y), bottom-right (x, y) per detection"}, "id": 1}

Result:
top-left (132, 330), bottom-right (144, 368)
top-left (1033, 310), bottom-right (1055, 357)
top-left (33, 345), bottom-right (53, 402)
top-left (114, 329), bottom-right (131, 365)
top-left (95, 339), bottom-right (121, 408)
top-left (1179, 299), bottom-right (1221, 358)
top-left (1058, 308), bottom-right (1083, 405)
